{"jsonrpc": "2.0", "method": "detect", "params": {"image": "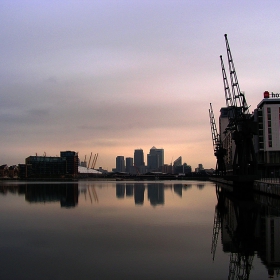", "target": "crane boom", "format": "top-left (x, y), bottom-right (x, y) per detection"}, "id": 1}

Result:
top-left (209, 103), bottom-right (219, 149)
top-left (220, 55), bottom-right (234, 108)
top-left (224, 34), bottom-right (249, 115)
